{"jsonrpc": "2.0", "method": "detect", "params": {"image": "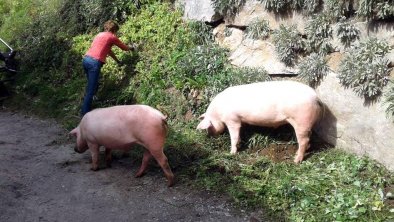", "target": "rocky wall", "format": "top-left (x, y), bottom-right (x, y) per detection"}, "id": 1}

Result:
top-left (183, 0), bottom-right (394, 171)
